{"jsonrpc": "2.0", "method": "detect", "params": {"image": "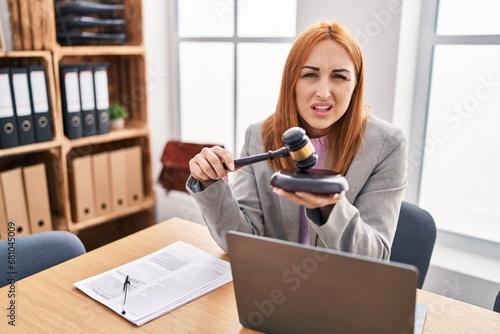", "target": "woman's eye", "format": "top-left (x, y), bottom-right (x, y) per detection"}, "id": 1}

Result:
top-left (301, 72), bottom-right (316, 78)
top-left (333, 74), bottom-right (347, 80)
